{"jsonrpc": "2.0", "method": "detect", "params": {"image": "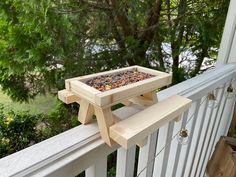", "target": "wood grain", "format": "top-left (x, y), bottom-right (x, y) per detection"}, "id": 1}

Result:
top-left (58, 89), bottom-right (80, 104)
top-left (110, 95), bottom-right (192, 149)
